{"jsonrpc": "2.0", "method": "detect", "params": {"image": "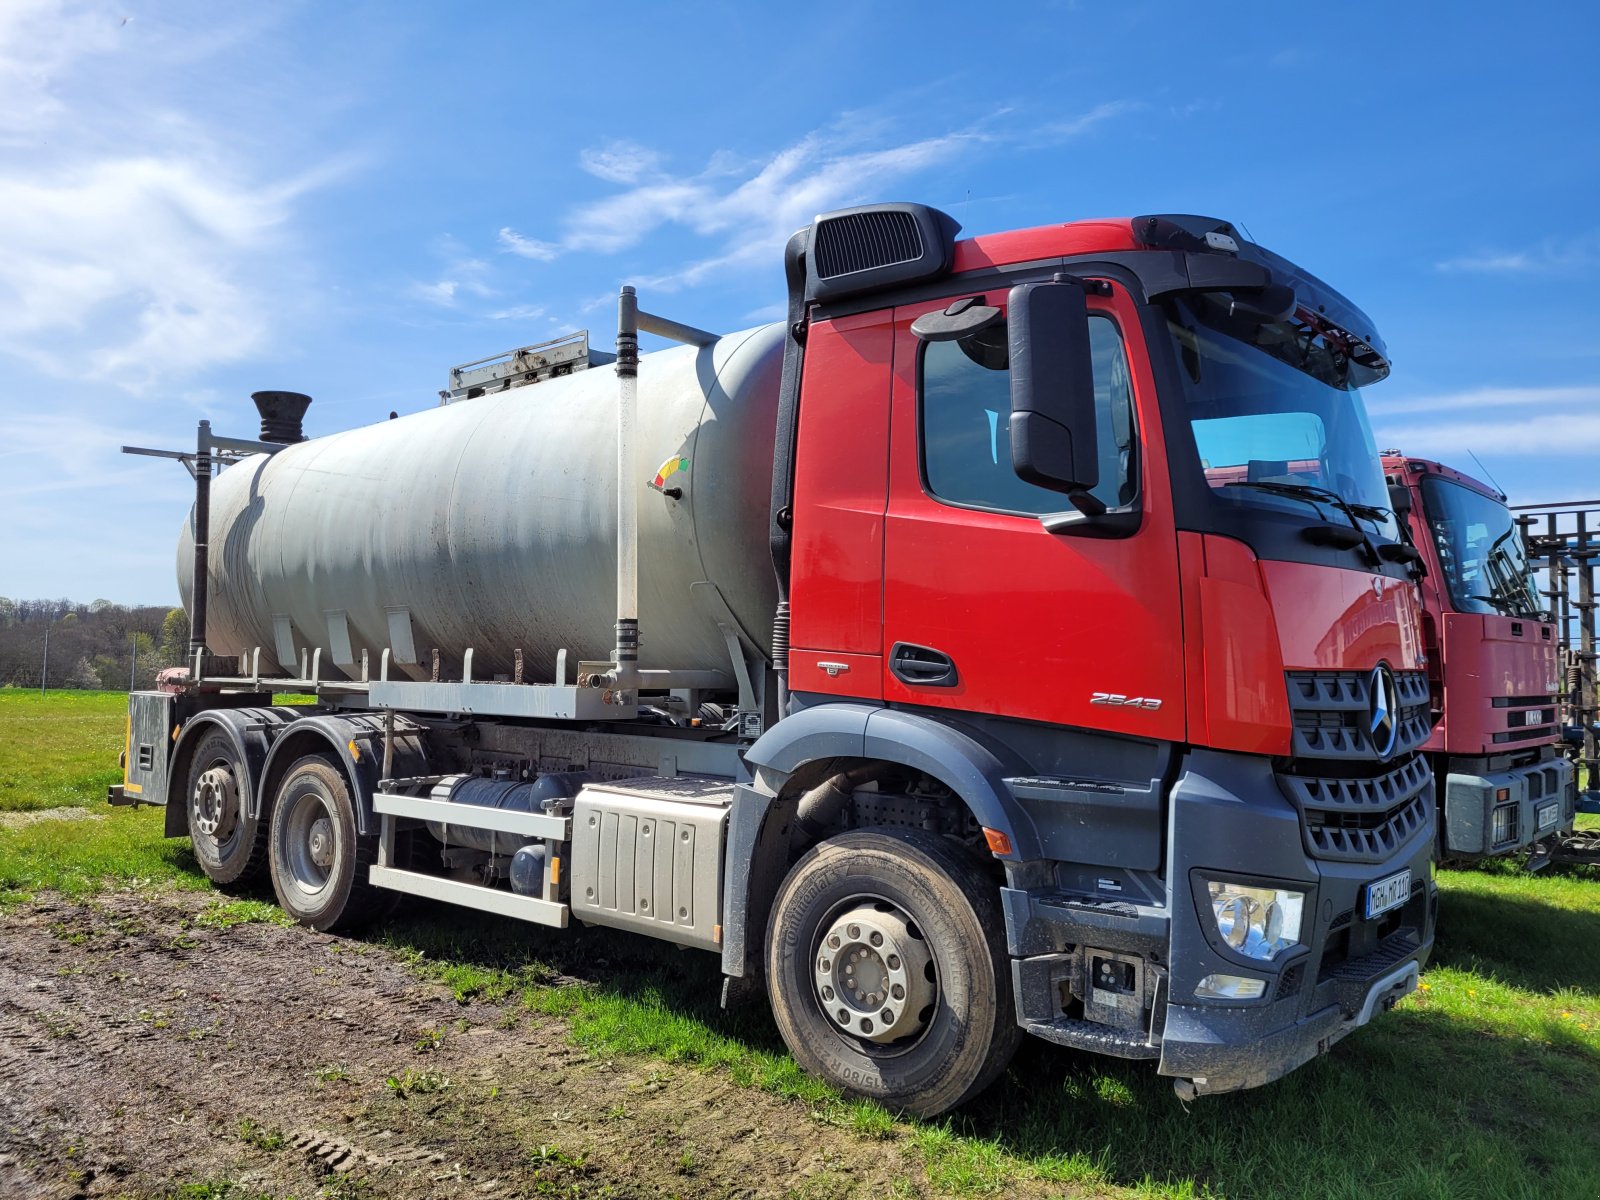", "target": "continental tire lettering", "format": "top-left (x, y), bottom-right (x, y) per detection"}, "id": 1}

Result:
top-left (1090, 692), bottom-right (1163, 710)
